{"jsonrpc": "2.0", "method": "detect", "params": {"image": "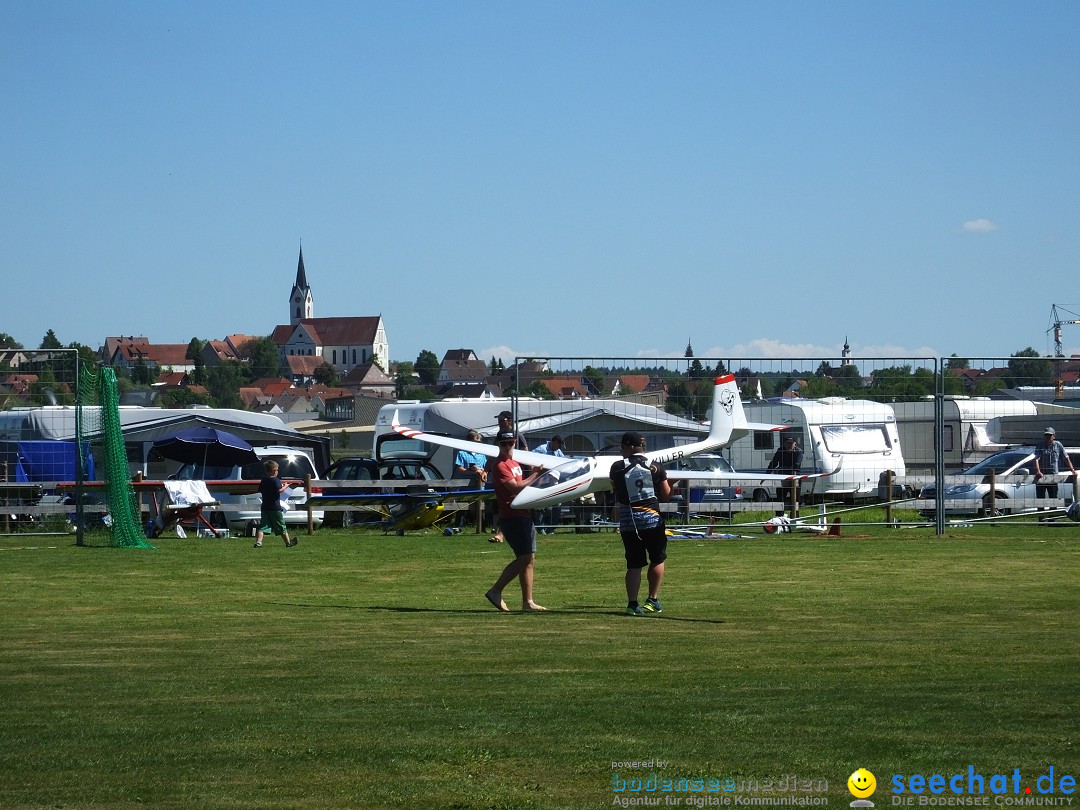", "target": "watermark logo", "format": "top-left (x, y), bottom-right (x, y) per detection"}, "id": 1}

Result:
top-left (849, 769), bottom-right (877, 808)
